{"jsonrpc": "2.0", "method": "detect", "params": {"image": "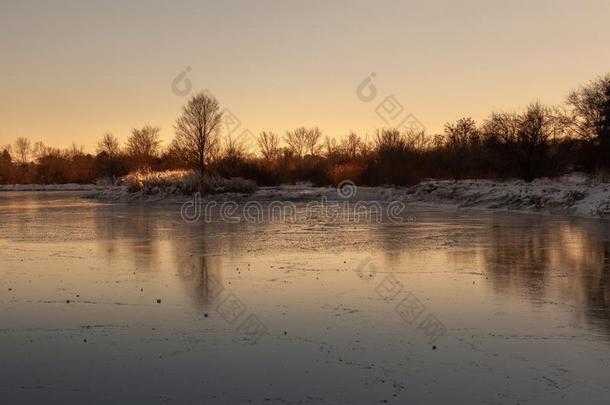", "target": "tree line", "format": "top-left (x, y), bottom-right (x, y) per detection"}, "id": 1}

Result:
top-left (1, 73), bottom-right (609, 187)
